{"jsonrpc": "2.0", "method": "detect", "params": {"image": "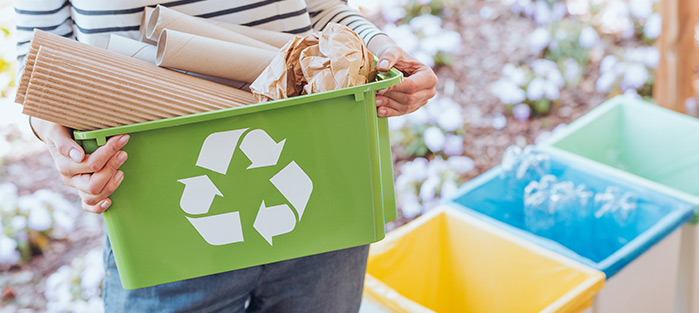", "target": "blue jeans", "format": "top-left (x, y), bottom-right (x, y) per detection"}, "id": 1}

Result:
top-left (102, 235), bottom-right (369, 312)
